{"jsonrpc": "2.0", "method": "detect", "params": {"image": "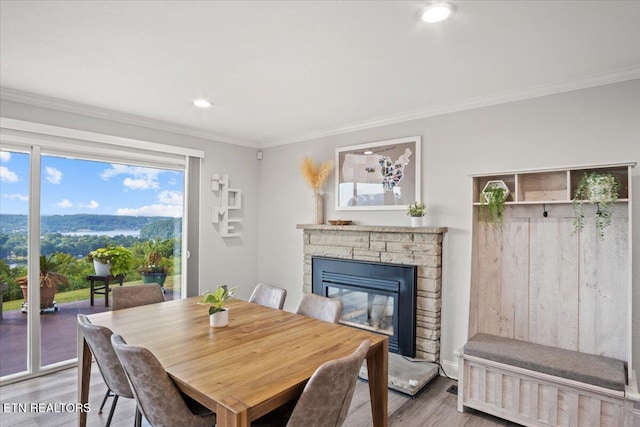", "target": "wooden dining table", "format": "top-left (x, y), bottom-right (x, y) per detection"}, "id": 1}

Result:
top-left (77, 297), bottom-right (388, 427)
